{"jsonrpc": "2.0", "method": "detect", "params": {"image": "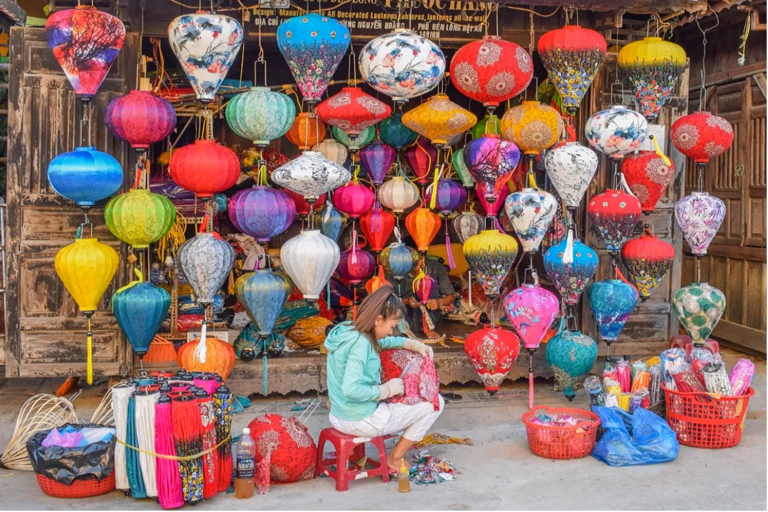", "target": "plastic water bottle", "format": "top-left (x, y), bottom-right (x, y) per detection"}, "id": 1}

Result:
top-left (235, 427), bottom-right (255, 499)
